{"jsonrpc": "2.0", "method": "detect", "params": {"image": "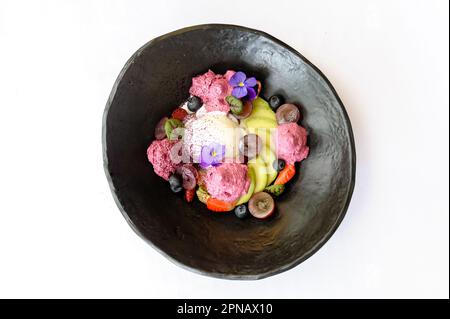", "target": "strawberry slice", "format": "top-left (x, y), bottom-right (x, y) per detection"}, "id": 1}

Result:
top-left (274, 164), bottom-right (296, 185)
top-left (171, 108), bottom-right (188, 121)
top-left (196, 187), bottom-right (210, 204)
top-left (184, 189), bottom-right (195, 203)
top-left (206, 198), bottom-right (236, 212)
